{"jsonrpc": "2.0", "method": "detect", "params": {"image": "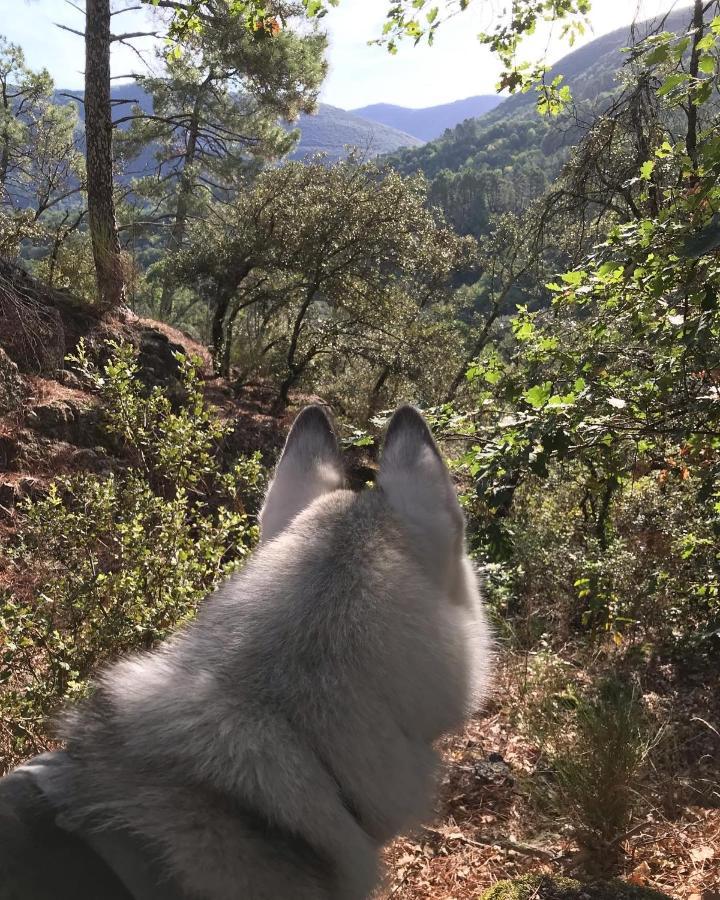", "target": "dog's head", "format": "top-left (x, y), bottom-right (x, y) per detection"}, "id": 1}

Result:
top-left (260, 404), bottom-right (476, 611)
top-left (258, 404), bottom-right (488, 743)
